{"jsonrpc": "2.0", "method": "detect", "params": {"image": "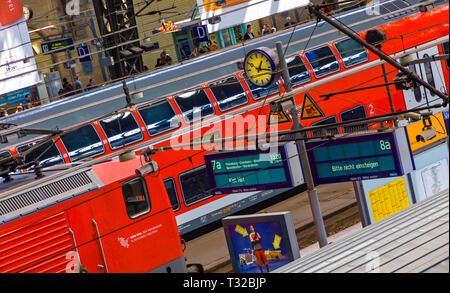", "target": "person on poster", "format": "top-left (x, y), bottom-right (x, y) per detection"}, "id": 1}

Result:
top-left (249, 225), bottom-right (269, 273)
